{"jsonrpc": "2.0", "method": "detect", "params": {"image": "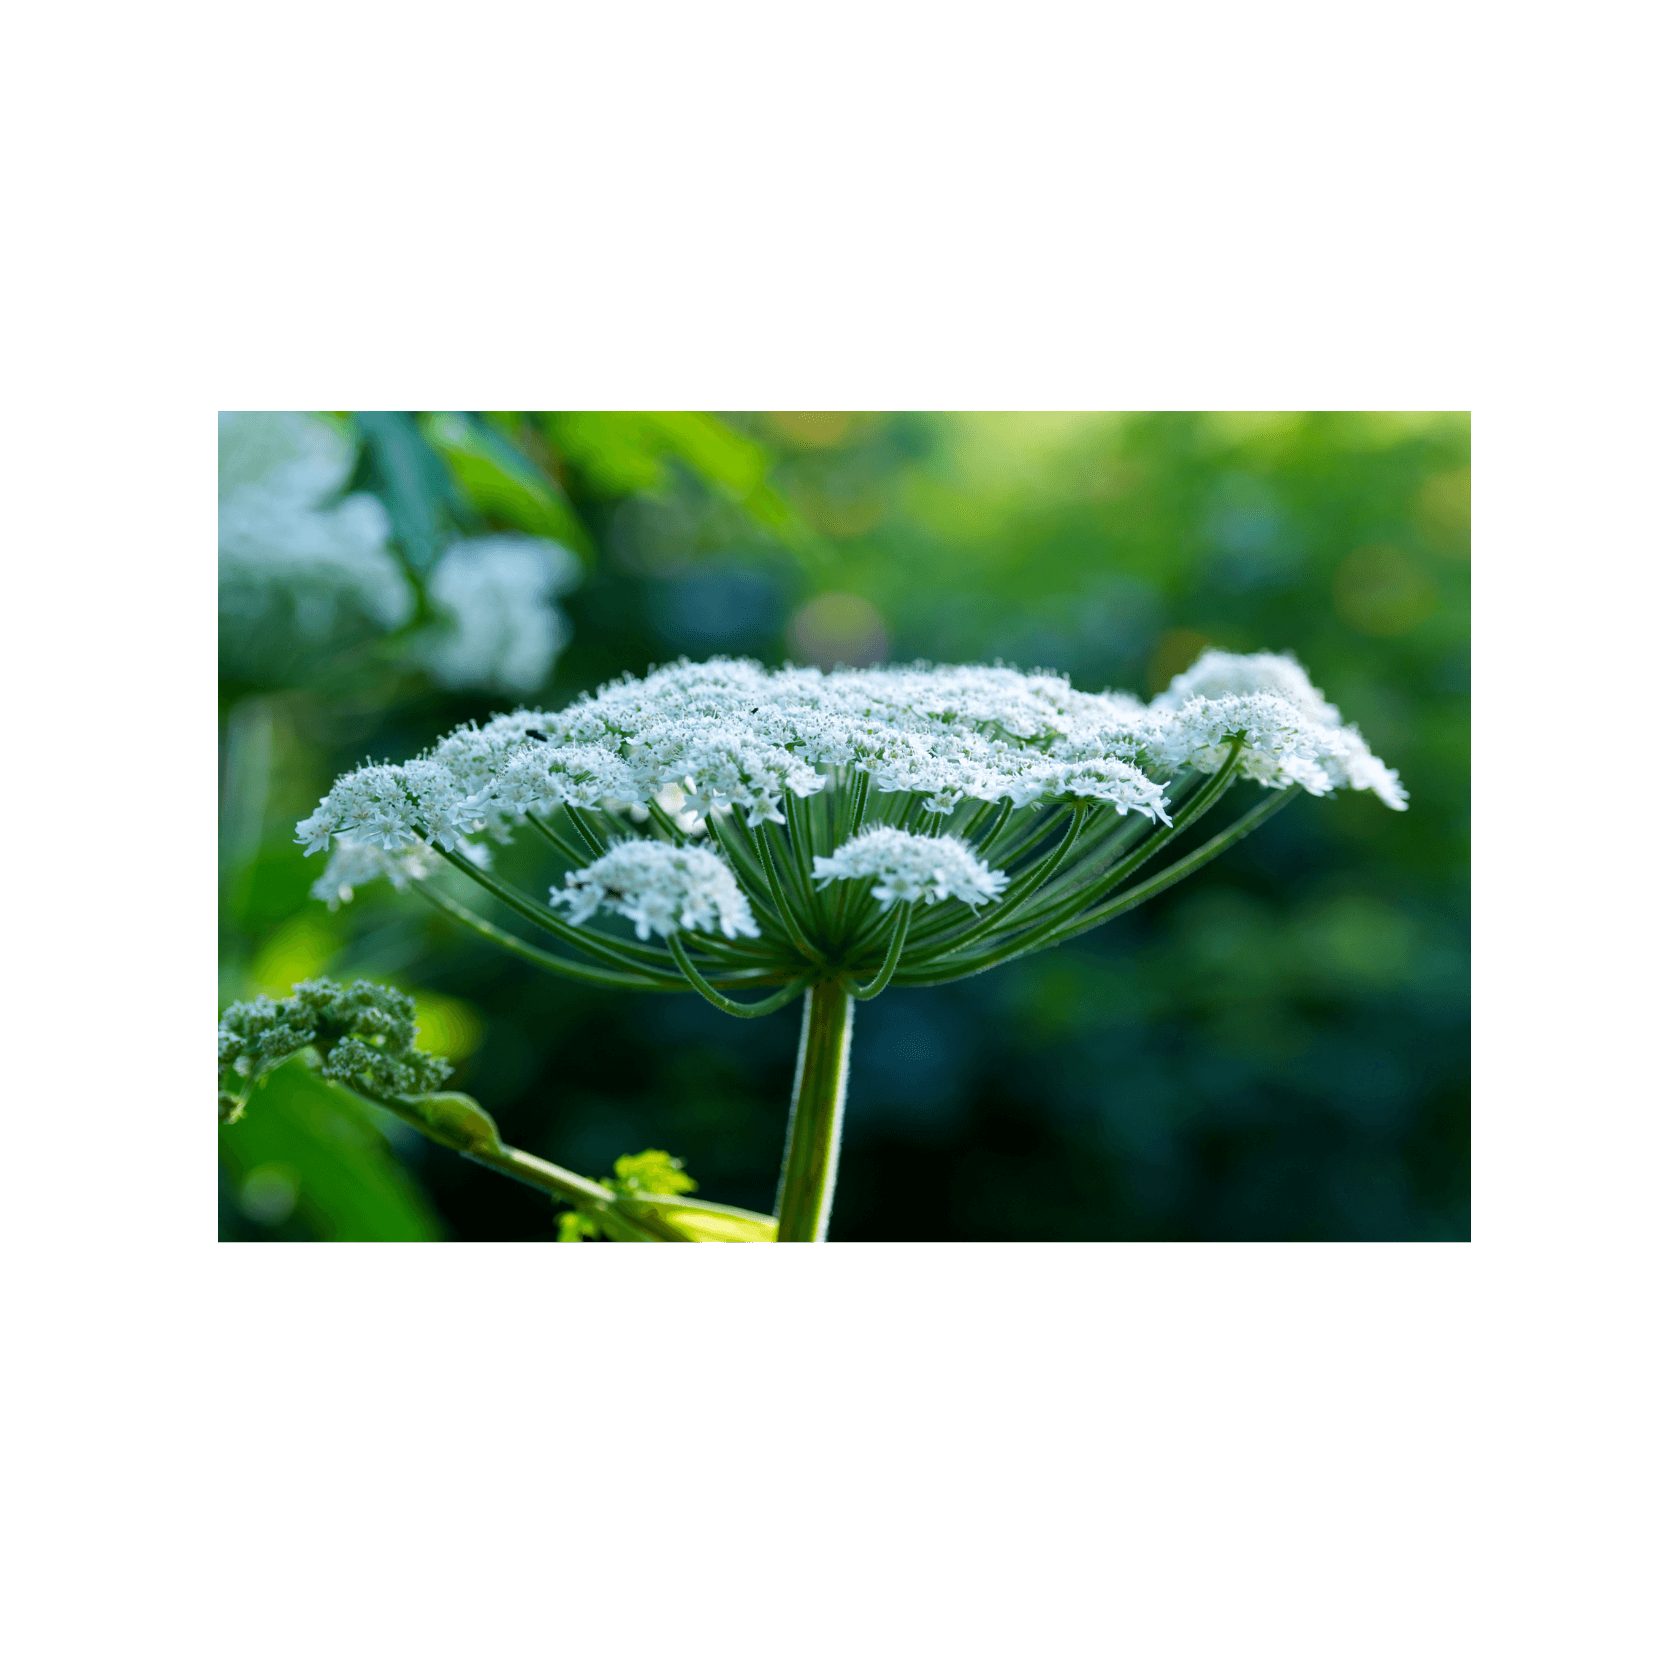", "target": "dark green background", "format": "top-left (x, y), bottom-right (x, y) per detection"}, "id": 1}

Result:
top-left (219, 411), bottom-right (1469, 1242)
